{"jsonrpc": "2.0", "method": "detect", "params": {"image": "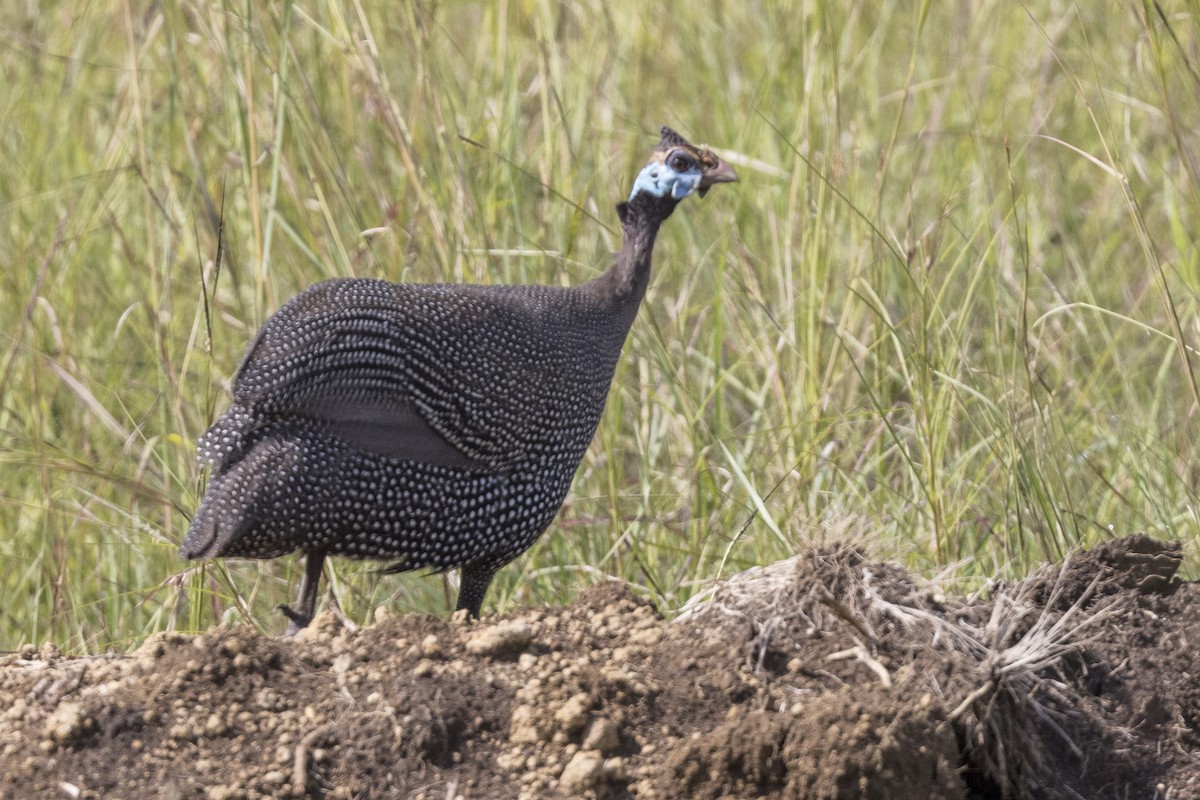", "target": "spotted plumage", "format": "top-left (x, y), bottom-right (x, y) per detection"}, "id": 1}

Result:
top-left (180, 126), bottom-right (737, 632)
